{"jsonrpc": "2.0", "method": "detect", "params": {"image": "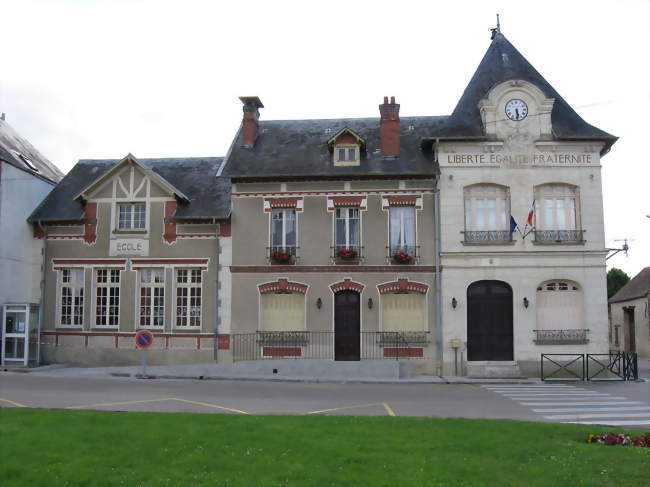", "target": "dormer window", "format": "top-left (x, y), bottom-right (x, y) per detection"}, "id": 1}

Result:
top-left (118, 202), bottom-right (146, 230)
top-left (327, 127), bottom-right (365, 167)
top-left (335, 145), bottom-right (359, 165)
